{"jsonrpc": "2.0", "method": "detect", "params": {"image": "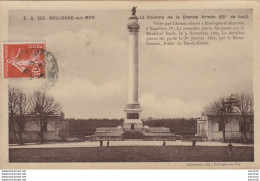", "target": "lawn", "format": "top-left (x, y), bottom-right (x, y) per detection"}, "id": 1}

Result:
top-left (9, 146), bottom-right (253, 162)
